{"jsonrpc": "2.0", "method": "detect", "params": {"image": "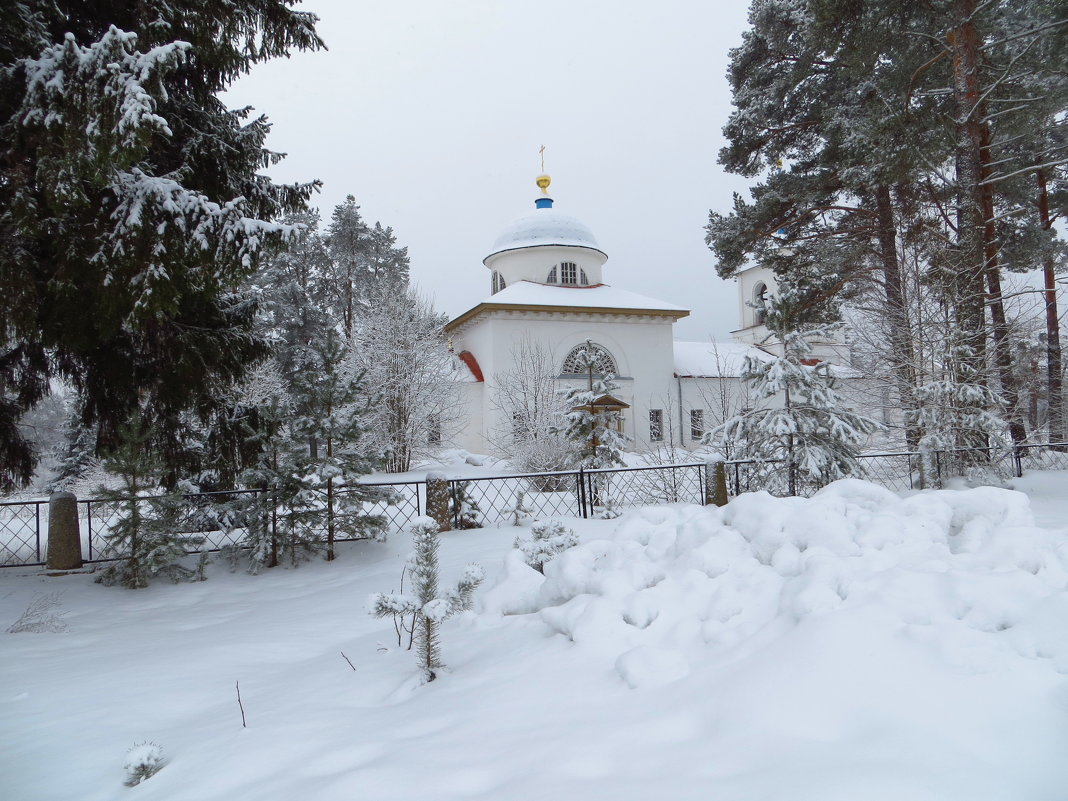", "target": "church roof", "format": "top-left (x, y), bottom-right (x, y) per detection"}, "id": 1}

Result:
top-left (673, 340), bottom-right (862, 378)
top-left (445, 281), bottom-right (689, 332)
top-left (484, 208), bottom-right (606, 262)
top-left (673, 341), bottom-right (772, 378)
